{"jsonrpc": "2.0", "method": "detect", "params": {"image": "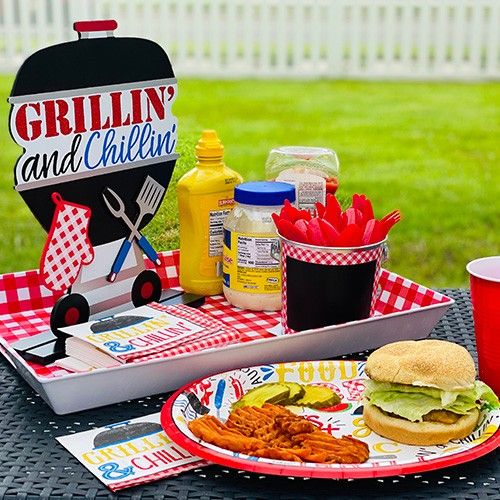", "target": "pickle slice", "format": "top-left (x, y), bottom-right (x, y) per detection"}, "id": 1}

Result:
top-left (232, 383), bottom-right (290, 409)
top-left (294, 385), bottom-right (340, 409)
top-left (280, 382), bottom-right (306, 405)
